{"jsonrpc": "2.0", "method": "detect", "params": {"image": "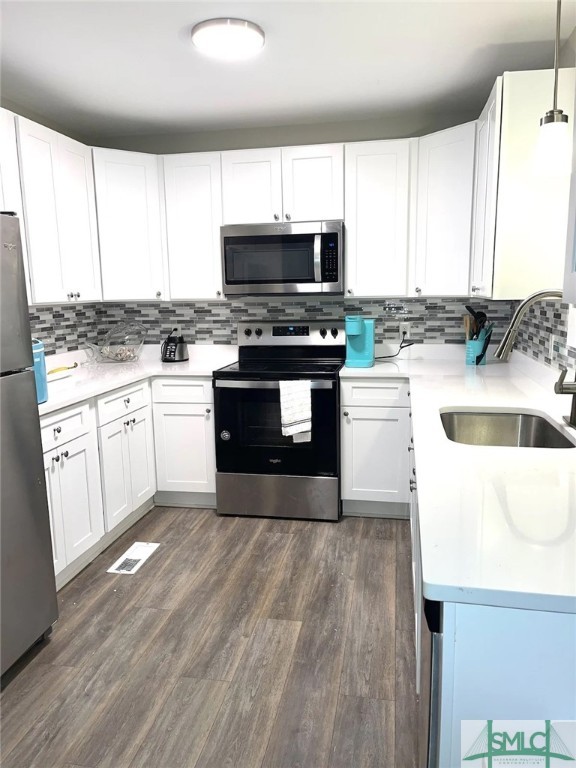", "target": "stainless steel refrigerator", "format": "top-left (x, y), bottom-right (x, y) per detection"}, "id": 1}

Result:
top-left (0, 212), bottom-right (58, 676)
